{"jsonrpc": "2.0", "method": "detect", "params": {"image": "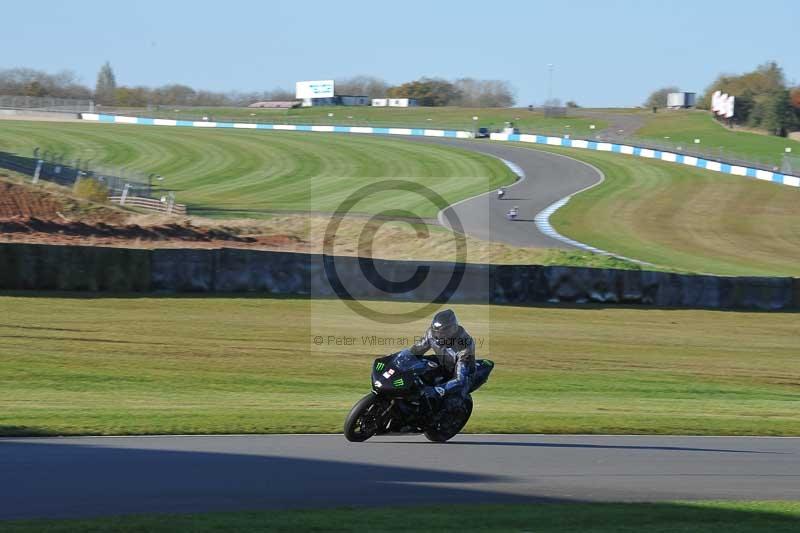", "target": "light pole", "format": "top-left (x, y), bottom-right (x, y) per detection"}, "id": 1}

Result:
top-left (547, 64), bottom-right (554, 103)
